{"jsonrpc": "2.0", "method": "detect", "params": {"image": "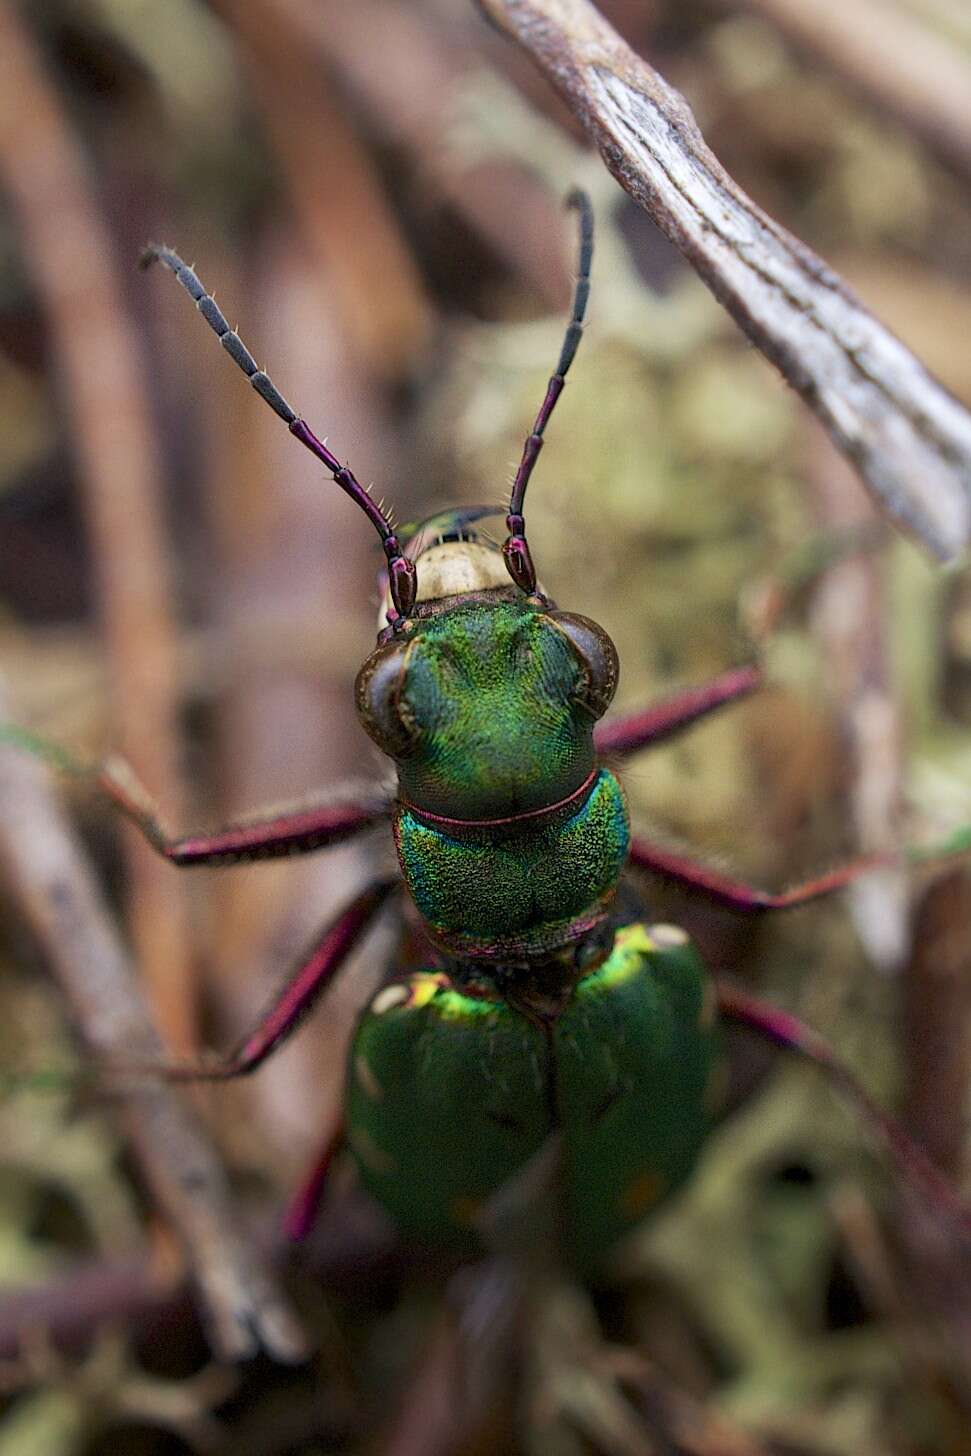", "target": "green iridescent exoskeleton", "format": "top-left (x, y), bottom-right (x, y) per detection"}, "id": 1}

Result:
top-left (347, 546), bottom-right (721, 1269)
top-left (376, 598), bottom-right (608, 819)
top-left (394, 767), bottom-right (629, 960)
top-left (346, 923), bottom-right (718, 1273)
